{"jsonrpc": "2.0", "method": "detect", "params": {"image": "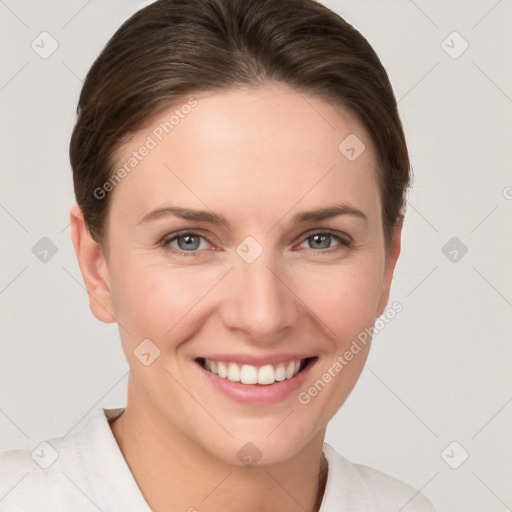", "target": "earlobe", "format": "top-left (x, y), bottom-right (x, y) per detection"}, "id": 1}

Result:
top-left (376, 216), bottom-right (403, 318)
top-left (69, 205), bottom-right (116, 324)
